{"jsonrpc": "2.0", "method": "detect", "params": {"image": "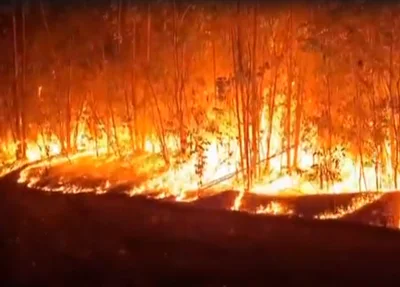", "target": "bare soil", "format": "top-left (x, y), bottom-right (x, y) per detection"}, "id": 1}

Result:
top-left (2, 169), bottom-right (400, 286)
